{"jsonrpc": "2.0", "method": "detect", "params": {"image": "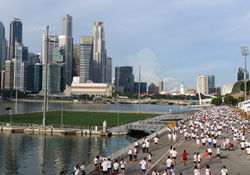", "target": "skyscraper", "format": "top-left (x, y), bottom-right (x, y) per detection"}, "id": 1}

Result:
top-left (208, 75), bottom-right (216, 94)
top-left (34, 63), bottom-right (42, 93)
top-left (115, 66), bottom-right (134, 94)
top-left (62, 14), bottom-right (73, 85)
top-left (13, 58), bottom-right (25, 92)
top-left (197, 75), bottom-right (209, 95)
top-left (42, 34), bottom-right (58, 64)
top-left (15, 42), bottom-right (28, 61)
top-left (93, 21), bottom-right (106, 83)
top-left (72, 44), bottom-right (80, 77)
top-left (237, 67), bottom-right (249, 81)
top-left (105, 57), bottom-right (112, 84)
top-left (9, 18), bottom-right (22, 59)
top-left (79, 36), bottom-right (93, 83)
top-left (158, 80), bottom-right (163, 92)
top-left (0, 21), bottom-right (7, 71)
top-left (4, 60), bottom-right (14, 89)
